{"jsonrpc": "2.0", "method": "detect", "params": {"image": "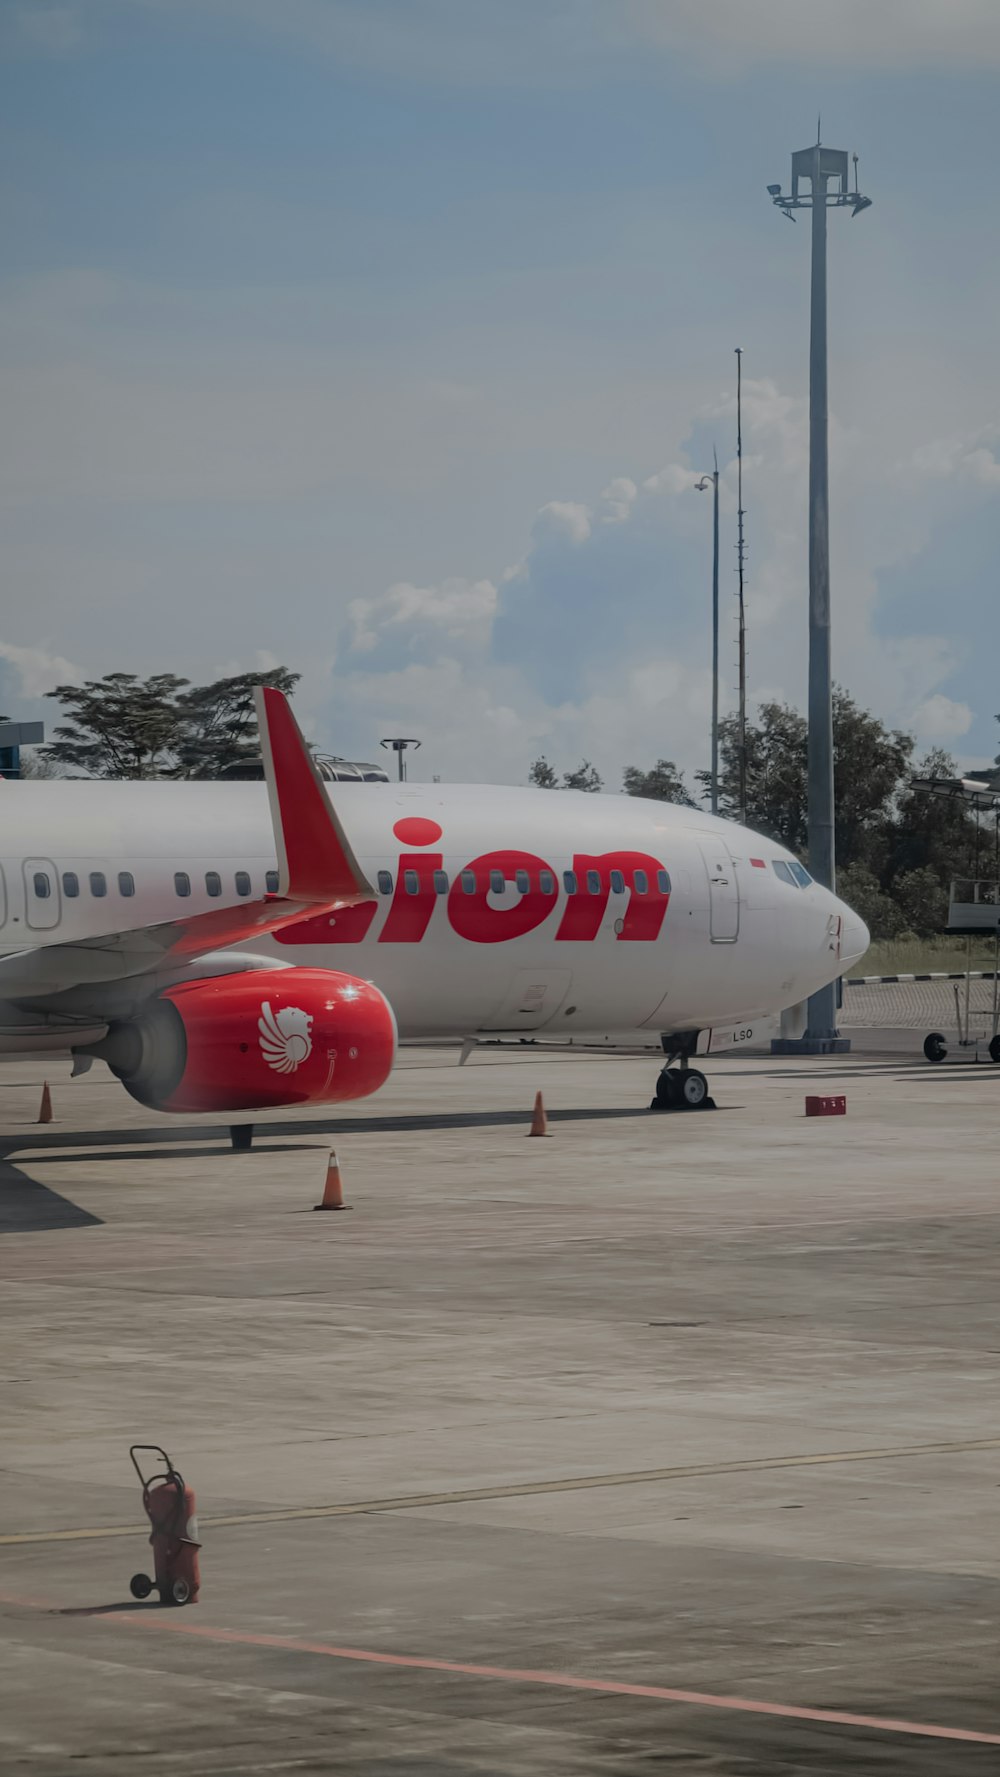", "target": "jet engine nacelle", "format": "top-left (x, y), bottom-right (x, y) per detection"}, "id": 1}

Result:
top-left (93, 967), bottom-right (397, 1114)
